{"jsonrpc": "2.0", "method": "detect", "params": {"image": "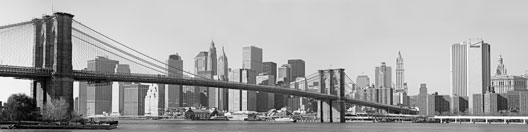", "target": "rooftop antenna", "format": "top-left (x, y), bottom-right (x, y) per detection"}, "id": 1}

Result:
top-left (51, 0), bottom-right (55, 13)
